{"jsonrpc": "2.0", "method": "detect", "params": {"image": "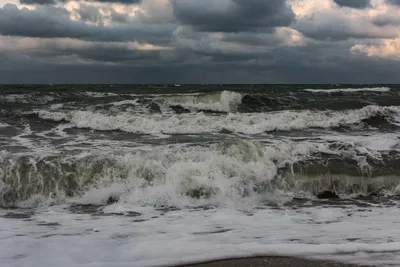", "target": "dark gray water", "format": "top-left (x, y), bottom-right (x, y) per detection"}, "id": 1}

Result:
top-left (1, 84), bottom-right (400, 207)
